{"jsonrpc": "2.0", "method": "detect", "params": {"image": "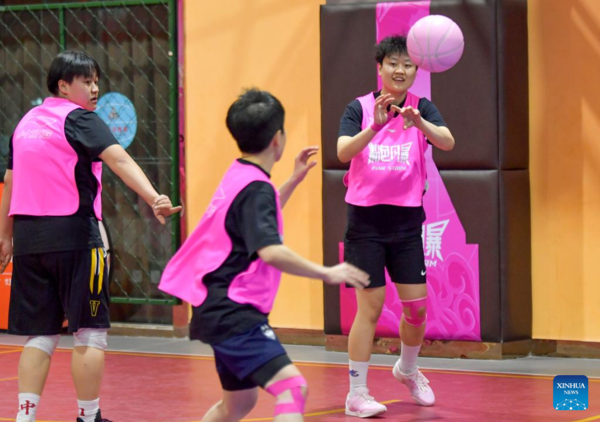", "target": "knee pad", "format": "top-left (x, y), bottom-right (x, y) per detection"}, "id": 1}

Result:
top-left (401, 296), bottom-right (427, 327)
top-left (73, 328), bottom-right (108, 350)
top-left (24, 335), bottom-right (60, 356)
top-left (266, 375), bottom-right (308, 416)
